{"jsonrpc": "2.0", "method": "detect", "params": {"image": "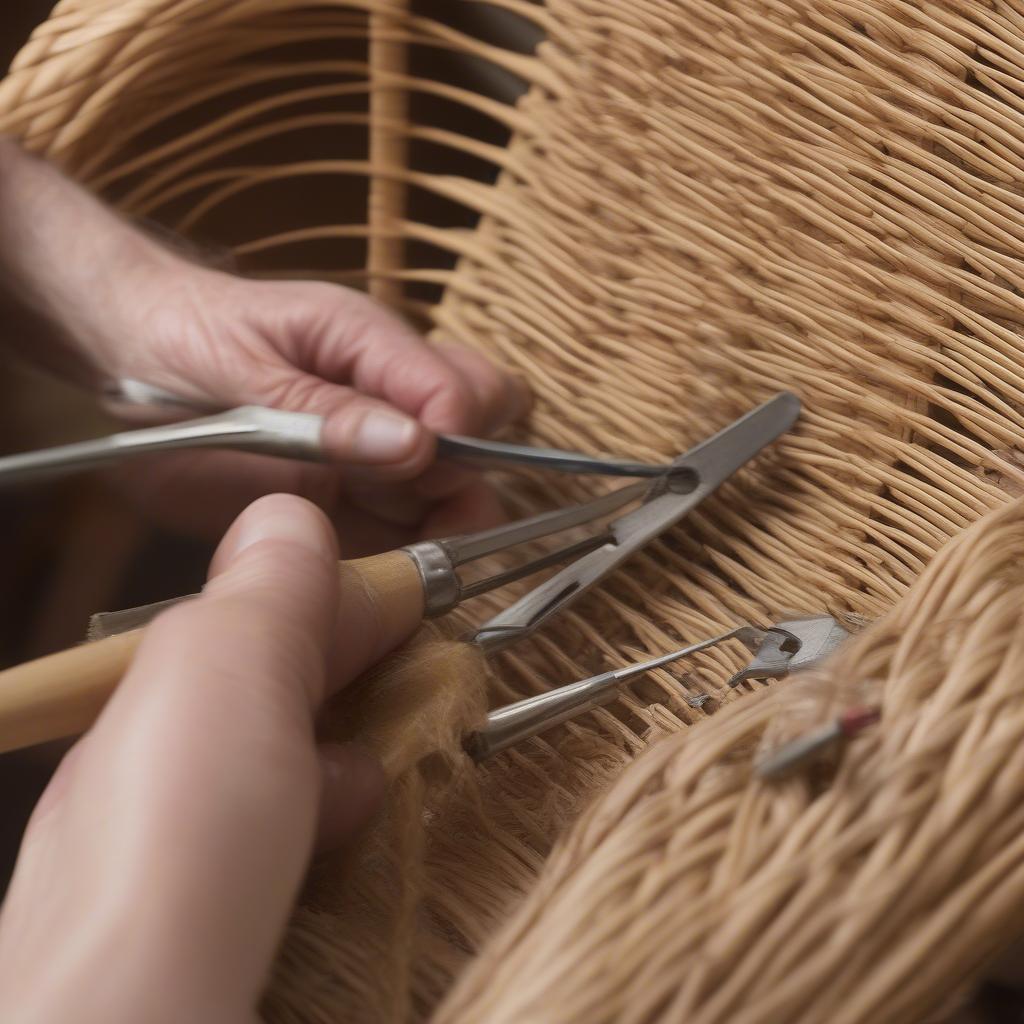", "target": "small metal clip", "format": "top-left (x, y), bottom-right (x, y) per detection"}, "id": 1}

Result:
top-left (729, 615), bottom-right (850, 686)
